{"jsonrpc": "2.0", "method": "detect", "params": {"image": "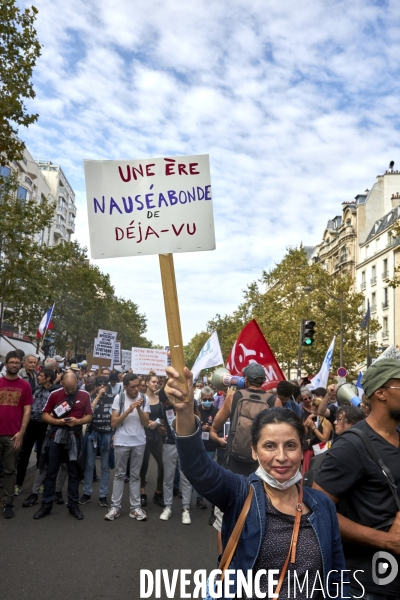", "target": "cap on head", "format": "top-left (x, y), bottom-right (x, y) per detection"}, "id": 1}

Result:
top-left (54, 355), bottom-right (65, 362)
top-left (243, 363), bottom-right (266, 382)
top-left (109, 372), bottom-right (118, 382)
top-left (361, 359), bottom-right (400, 398)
